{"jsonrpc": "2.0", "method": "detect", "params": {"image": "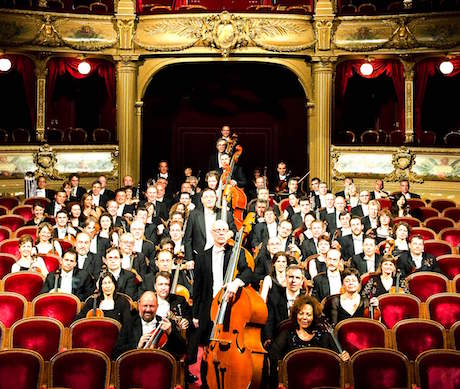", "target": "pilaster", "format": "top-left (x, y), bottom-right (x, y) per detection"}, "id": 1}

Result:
top-left (35, 58), bottom-right (48, 142)
top-left (402, 59), bottom-right (415, 144)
